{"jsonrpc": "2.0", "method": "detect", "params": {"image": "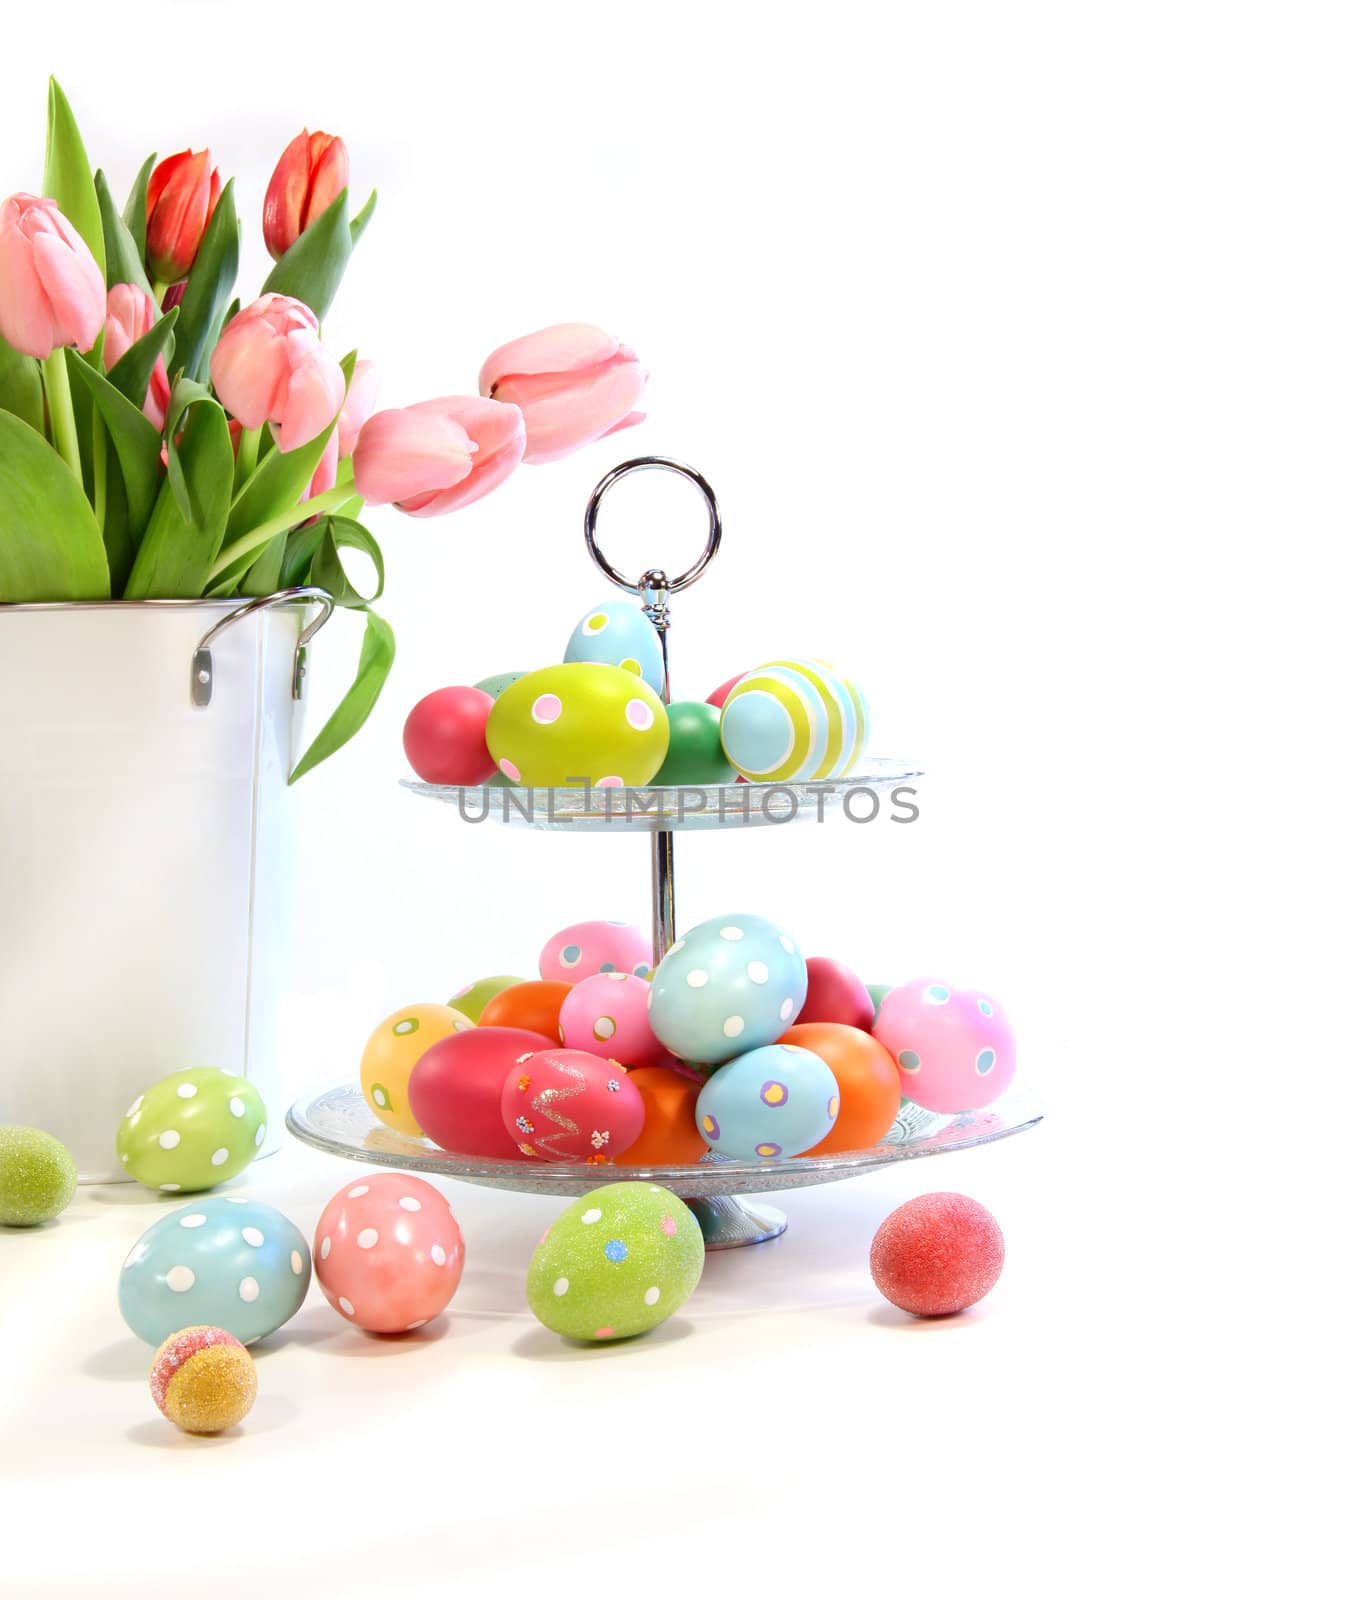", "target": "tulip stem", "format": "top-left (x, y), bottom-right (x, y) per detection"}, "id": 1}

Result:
top-left (235, 425), bottom-right (263, 490)
top-left (41, 352), bottom-right (82, 486)
top-left (92, 414), bottom-right (107, 533)
top-left (204, 485), bottom-right (355, 584)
